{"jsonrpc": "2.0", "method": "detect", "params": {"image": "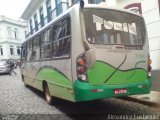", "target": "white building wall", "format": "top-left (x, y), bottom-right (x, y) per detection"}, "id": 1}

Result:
top-left (43, 2), bottom-right (48, 19)
top-left (85, 0), bottom-right (89, 4)
top-left (31, 15), bottom-right (35, 30)
top-left (141, 0), bottom-right (160, 70)
top-left (141, 0), bottom-right (158, 12)
top-left (0, 24), bottom-right (5, 41)
top-left (37, 9), bottom-right (41, 26)
top-left (0, 16), bottom-right (27, 60)
top-left (62, 0), bottom-right (69, 12)
top-left (0, 44), bottom-right (9, 60)
top-left (51, 0), bottom-right (56, 9)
